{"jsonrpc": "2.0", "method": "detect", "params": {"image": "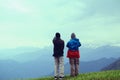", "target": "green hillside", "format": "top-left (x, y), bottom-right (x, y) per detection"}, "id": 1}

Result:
top-left (26, 70), bottom-right (120, 80)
